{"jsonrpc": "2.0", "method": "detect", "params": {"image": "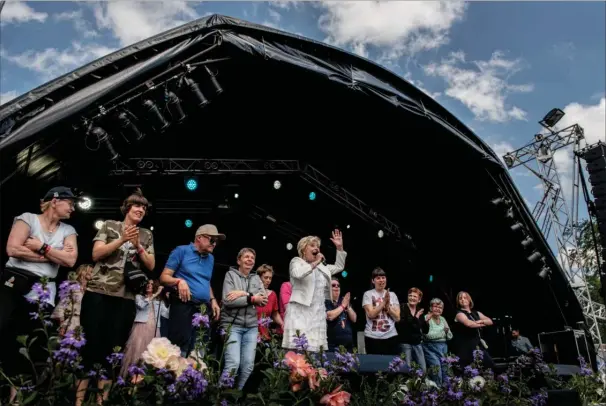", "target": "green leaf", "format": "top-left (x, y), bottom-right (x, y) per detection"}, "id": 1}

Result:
top-left (16, 335), bottom-right (28, 346)
top-left (21, 392), bottom-right (38, 405)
